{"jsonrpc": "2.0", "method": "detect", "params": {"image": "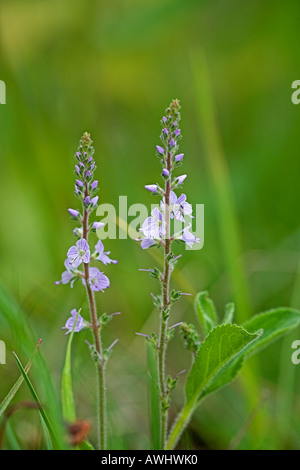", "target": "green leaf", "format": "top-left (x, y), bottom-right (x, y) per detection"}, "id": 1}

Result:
top-left (0, 339), bottom-right (42, 418)
top-left (194, 291), bottom-right (218, 337)
top-left (242, 307), bottom-right (300, 357)
top-left (13, 352), bottom-right (59, 450)
top-left (166, 324), bottom-right (260, 450)
top-left (61, 310), bottom-right (81, 424)
top-left (185, 324), bottom-right (260, 404)
top-left (222, 302), bottom-right (235, 324)
top-left (147, 344), bottom-right (161, 450)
